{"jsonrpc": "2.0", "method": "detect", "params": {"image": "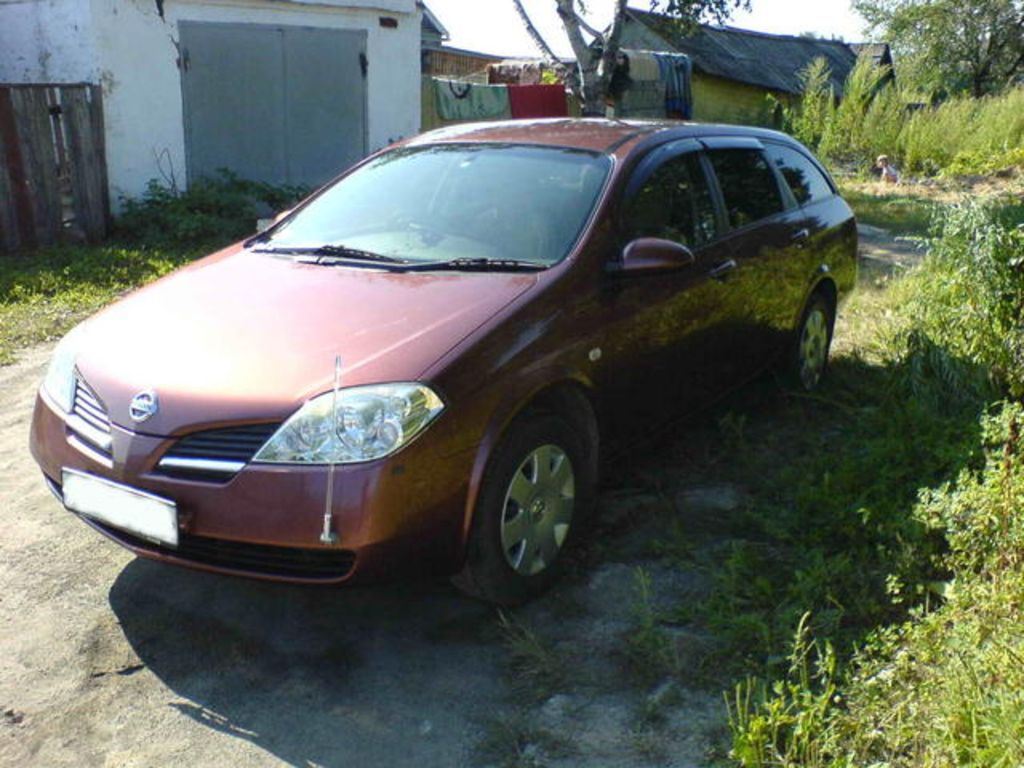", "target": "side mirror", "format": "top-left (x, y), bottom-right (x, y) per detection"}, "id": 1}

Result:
top-left (607, 237), bottom-right (695, 275)
top-left (255, 208), bottom-right (294, 234)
